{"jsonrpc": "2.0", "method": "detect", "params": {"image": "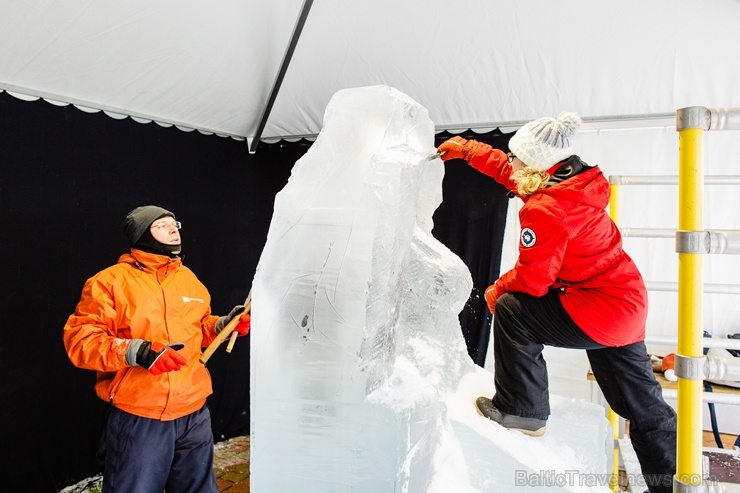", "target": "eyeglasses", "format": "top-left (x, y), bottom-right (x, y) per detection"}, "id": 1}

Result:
top-left (150, 221), bottom-right (182, 231)
top-left (507, 153), bottom-right (517, 164)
